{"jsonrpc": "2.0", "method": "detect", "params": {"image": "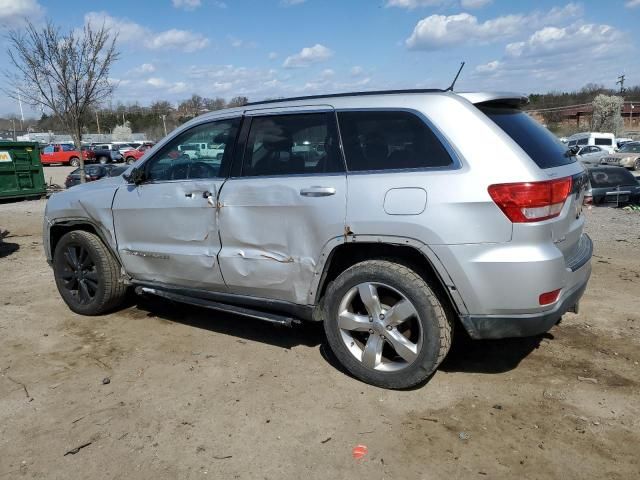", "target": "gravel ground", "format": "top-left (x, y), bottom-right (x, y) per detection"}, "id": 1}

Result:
top-left (0, 169), bottom-right (639, 479)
